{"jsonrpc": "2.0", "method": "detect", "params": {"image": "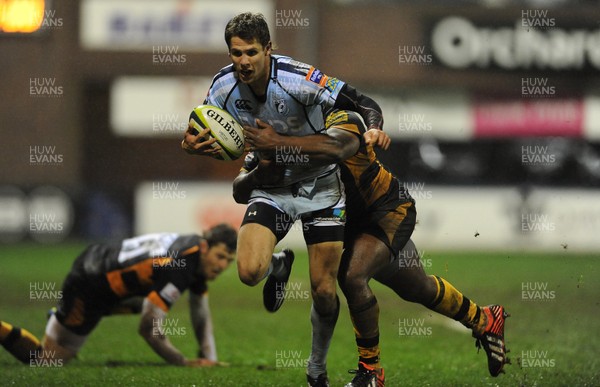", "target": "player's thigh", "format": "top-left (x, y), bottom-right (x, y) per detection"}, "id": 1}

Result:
top-left (307, 241), bottom-right (343, 290)
top-left (55, 274), bottom-right (105, 337)
top-left (238, 201), bottom-right (289, 279)
top-left (237, 223), bottom-right (276, 266)
top-left (302, 205), bottom-right (345, 290)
